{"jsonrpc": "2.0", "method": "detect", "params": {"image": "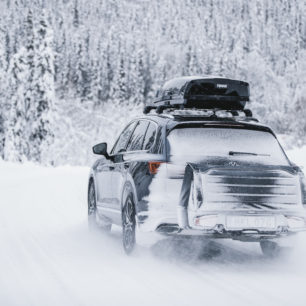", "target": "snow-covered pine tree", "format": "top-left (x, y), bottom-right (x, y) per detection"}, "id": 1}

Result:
top-left (111, 44), bottom-right (128, 106)
top-left (4, 10), bottom-right (35, 162)
top-left (90, 57), bottom-right (102, 106)
top-left (135, 48), bottom-right (146, 105)
top-left (128, 44), bottom-right (146, 106)
top-left (73, 0), bottom-right (80, 28)
top-left (53, 15), bottom-right (69, 100)
top-left (71, 33), bottom-right (92, 102)
top-left (0, 27), bottom-right (7, 159)
top-left (4, 9), bottom-right (56, 163)
top-left (30, 9), bottom-right (55, 163)
top-left (100, 41), bottom-right (113, 104)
